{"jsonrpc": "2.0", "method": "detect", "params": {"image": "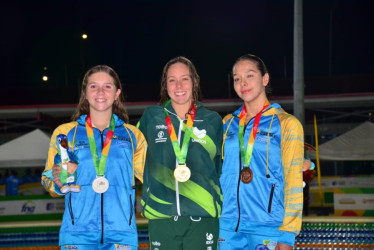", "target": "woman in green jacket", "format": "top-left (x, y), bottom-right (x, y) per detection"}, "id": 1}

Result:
top-left (137, 56), bottom-right (223, 250)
